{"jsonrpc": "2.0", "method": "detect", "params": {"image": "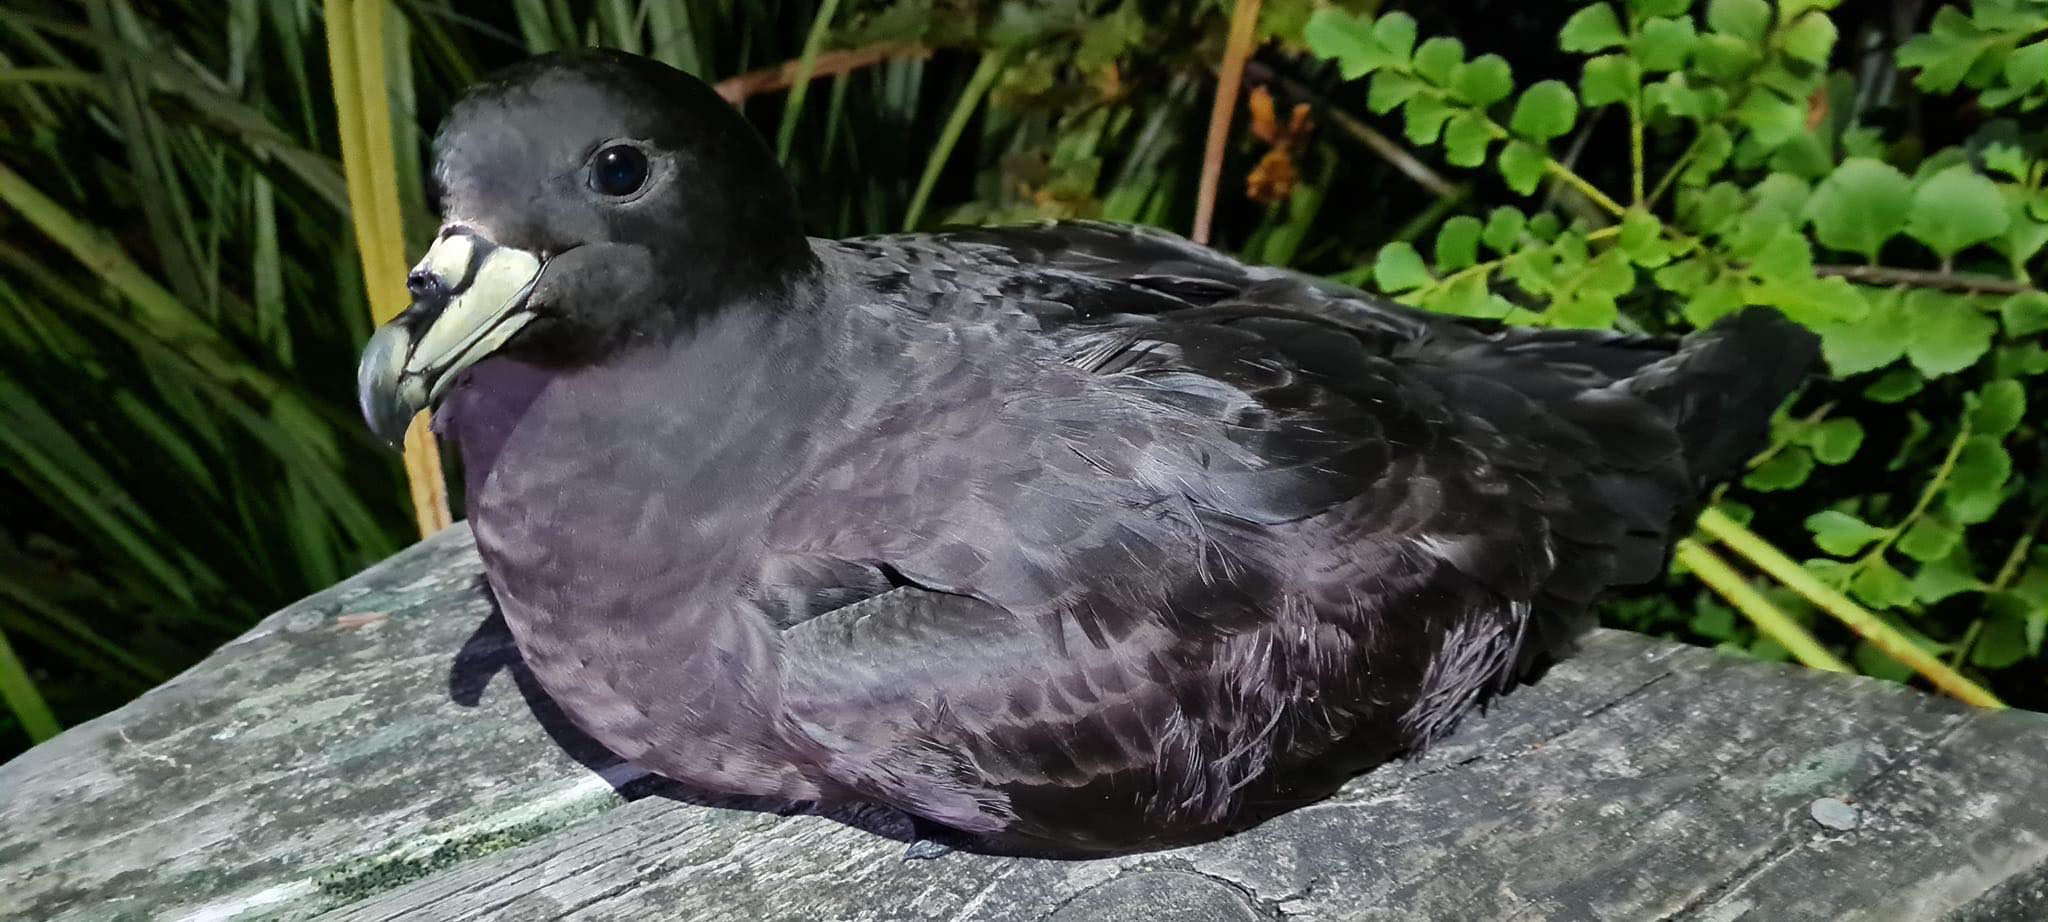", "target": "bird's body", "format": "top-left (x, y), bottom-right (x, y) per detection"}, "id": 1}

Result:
top-left (360, 50), bottom-right (1819, 855)
top-left (438, 222), bottom-right (1808, 853)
